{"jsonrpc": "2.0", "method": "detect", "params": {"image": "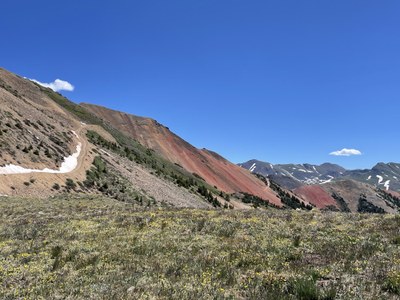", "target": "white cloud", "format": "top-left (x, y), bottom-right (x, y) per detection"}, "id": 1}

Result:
top-left (29, 78), bottom-right (74, 92)
top-left (329, 148), bottom-right (362, 156)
